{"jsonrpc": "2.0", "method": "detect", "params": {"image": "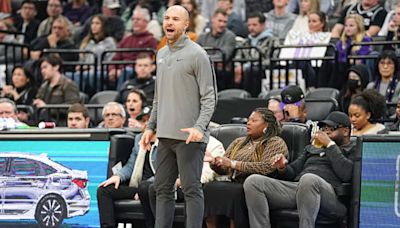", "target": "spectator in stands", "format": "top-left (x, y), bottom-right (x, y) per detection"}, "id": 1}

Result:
top-left (283, 11), bottom-right (328, 88)
top-left (0, 98), bottom-right (19, 121)
top-left (380, 99), bottom-right (400, 132)
top-left (0, 20), bottom-right (22, 64)
top-left (287, 0), bottom-right (333, 16)
top-left (338, 64), bottom-right (370, 115)
top-left (234, 11), bottom-right (278, 97)
top-left (336, 14), bottom-right (372, 64)
top-left (1, 65), bottom-right (37, 106)
top-left (30, 17), bottom-right (77, 61)
top-left (280, 85), bottom-right (308, 123)
top-left (0, 98), bottom-right (30, 128)
top-left (67, 103), bottom-right (90, 128)
top-left (33, 55), bottom-right (80, 108)
top-left (349, 89), bottom-right (387, 135)
top-left (14, 0), bottom-right (40, 44)
top-left (367, 50), bottom-right (400, 103)
top-left (116, 53), bottom-right (155, 104)
top-left (108, 7), bottom-right (158, 89)
top-left (265, 0), bottom-right (296, 39)
top-left (74, 0), bottom-right (124, 45)
top-left (201, 0), bottom-right (247, 22)
top-left (37, 0), bottom-right (73, 37)
top-left (385, 0), bottom-right (398, 12)
top-left (331, 0), bottom-right (387, 38)
top-left (180, 0), bottom-right (207, 36)
top-left (125, 89), bottom-right (148, 129)
top-left (97, 129), bottom-right (158, 228)
top-left (100, 102), bottom-right (126, 128)
top-left (123, 3), bottom-right (163, 41)
top-left (63, 0), bottom-right (94, 27)
top-left (290, 0), bottom-right (320, 34)
top-left (244, 111), bottom-right (355, 228)
top-left (78, 14), bottom-right (117, 93)
top-left (216, 0), bottom-right (248, 37)
top-left (197, 8), bottom-right (236, 90)
top-left (384, 4), bottom-right (400, 53)
top-left (267, 98), bottom-right (284, 122)
top-left (203, 107), bottom-right (288, 228)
